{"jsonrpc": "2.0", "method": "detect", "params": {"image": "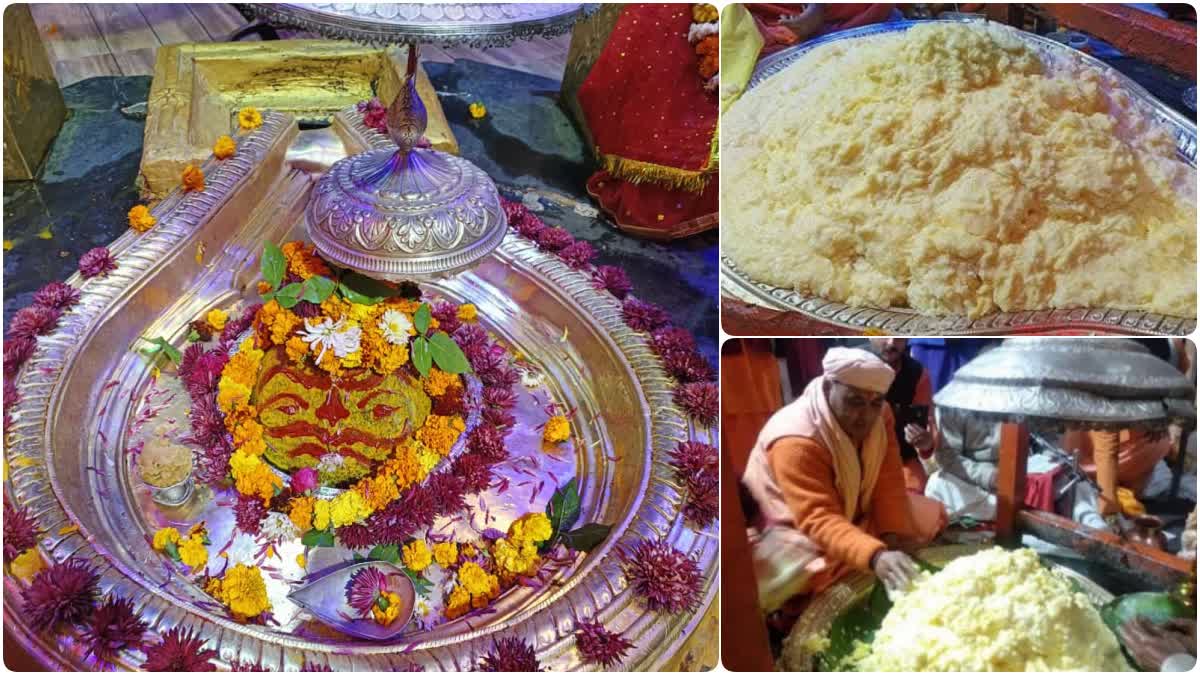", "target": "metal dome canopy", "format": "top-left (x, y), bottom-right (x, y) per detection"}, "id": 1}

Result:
top-left (934, 338), bottom-right (1196, 430)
